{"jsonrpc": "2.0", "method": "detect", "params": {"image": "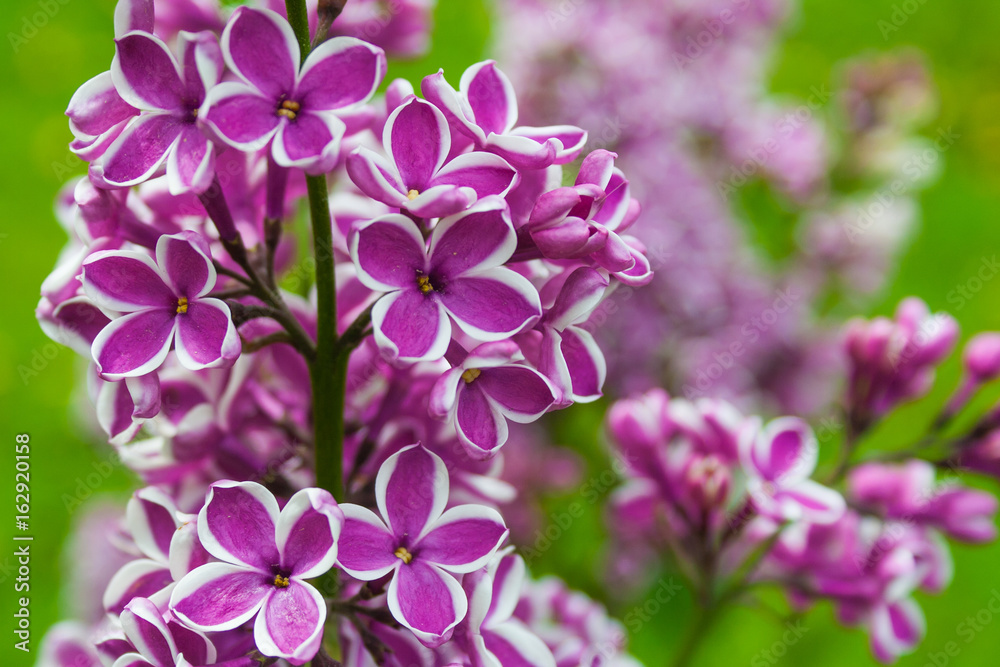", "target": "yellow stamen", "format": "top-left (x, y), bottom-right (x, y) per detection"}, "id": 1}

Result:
top-left (281, 100), bottom-right (301, 111)
top-left (273, 574), bottom-right (290, 588)
top-left (394, 547), bottom-right (413, 564)
top-left (461, 368), bottom-right (481, 384)
top-left (176, 297), bottom-right (189, 314)
top-left (407, 189), bottom-right (420, 201)
top-left (417, 275), bottom-right (433, 294)
top-left (277, 108), bottom-right (297, 120)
